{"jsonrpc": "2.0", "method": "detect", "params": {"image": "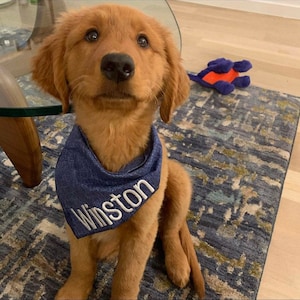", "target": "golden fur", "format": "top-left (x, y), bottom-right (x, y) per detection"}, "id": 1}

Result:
top-left (32, 4), bottom-right (205, 299)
